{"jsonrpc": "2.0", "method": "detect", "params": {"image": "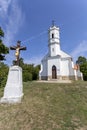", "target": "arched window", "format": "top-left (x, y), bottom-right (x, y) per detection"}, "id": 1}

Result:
top-left (52, 65), bottom-right (57, 79)
top-left (52, 33), bottom-right (54, 38)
